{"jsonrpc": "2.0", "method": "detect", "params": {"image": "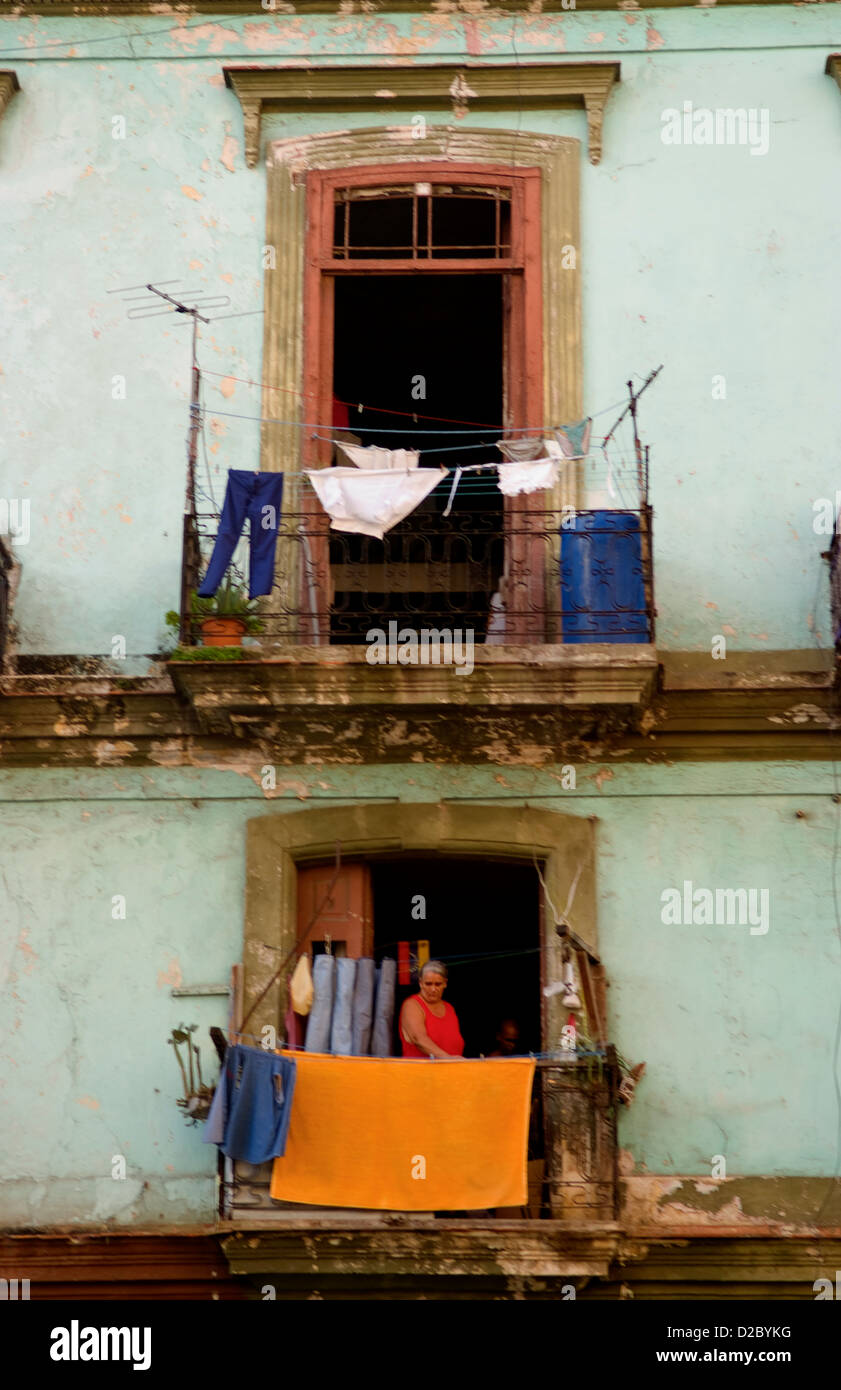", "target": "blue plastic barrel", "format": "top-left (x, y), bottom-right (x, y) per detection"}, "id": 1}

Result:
top-left (560, 510), bottom-right (649, 643)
